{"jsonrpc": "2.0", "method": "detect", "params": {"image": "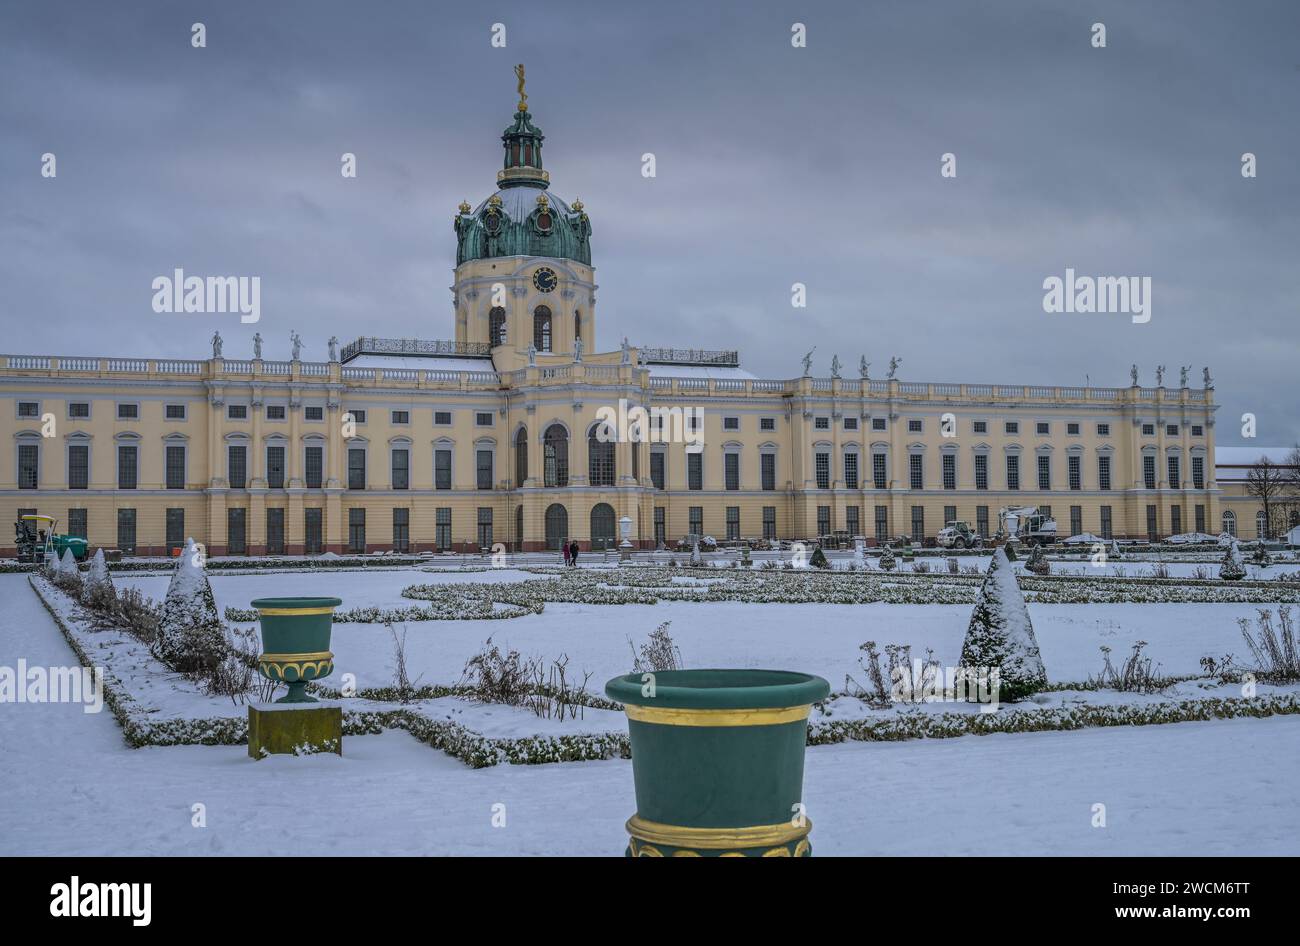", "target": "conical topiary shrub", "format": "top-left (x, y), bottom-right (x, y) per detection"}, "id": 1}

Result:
top-left (878, 545), bottom-right (896, 571)
top-left (809, 544), bottom-right (830, 569)
top-left (152, 538), bottom-right (227, 674)
top-left (82, 548), bottom-right (117, 613)
top-left (959, 547), bottom-right (1047, 702)
top-left (1220, 541), bottom-right (1246, 580)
